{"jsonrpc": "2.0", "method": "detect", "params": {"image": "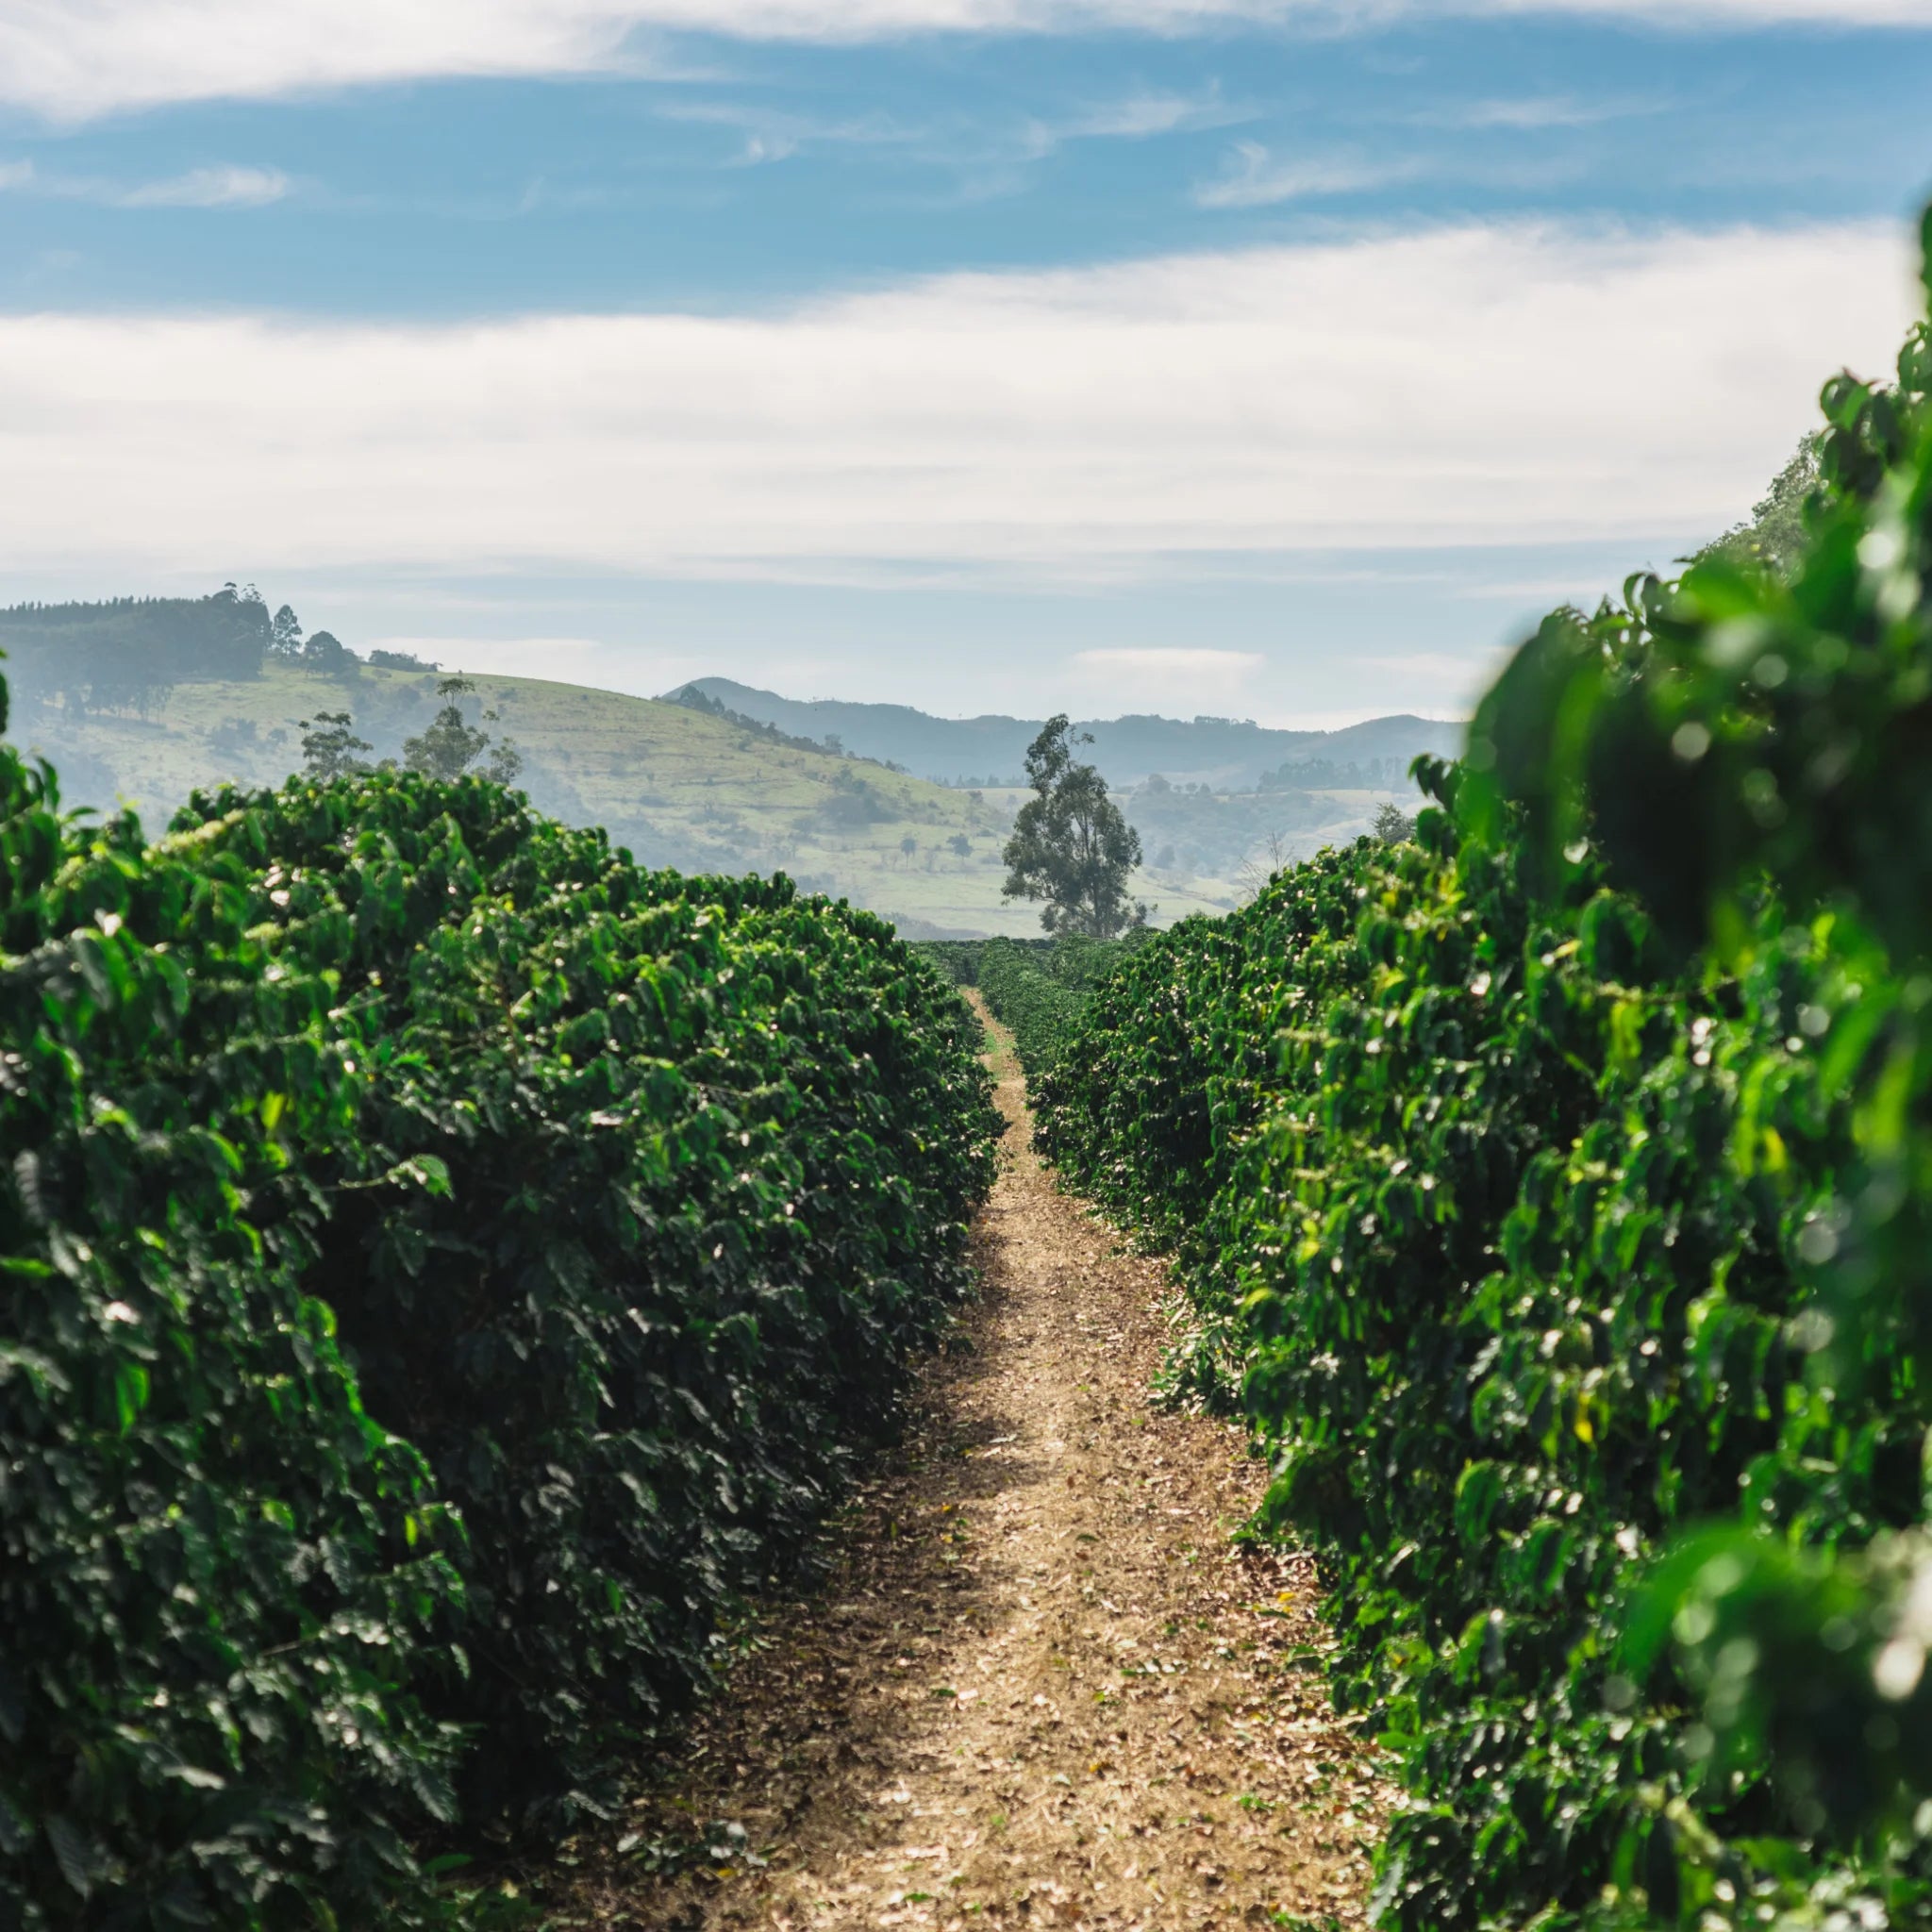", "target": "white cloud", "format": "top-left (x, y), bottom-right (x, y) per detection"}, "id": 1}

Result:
top-left (1194, 142), bottom-right (1420, 208)
top-left (3, 0), bottom-right (1928, 120)
top-left (0, 221), bottom-right (1919, 587)
top-left (1469, 0), bottom-right (1932, 18)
